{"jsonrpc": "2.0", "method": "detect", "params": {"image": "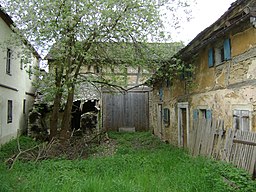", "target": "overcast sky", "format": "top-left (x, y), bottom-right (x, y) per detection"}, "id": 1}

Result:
top-left (172, 0), bottom-right (235, 44)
